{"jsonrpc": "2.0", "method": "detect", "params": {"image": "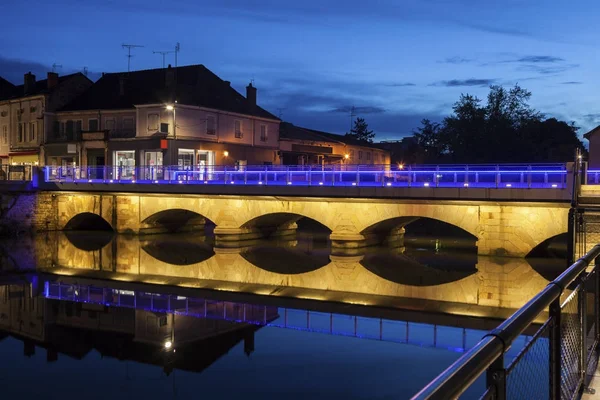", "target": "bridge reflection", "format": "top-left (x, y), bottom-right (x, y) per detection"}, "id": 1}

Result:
top-left (20, 231), bottom-right (567, 324)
